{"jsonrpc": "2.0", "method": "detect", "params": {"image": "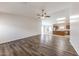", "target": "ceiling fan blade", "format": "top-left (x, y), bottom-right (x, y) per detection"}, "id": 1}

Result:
top-left (42, 9), bottom-right (44, 12)
top-left (44, 13), bottom-right (46, 15)
top-left (46, 16), bottom-right (50, 17)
